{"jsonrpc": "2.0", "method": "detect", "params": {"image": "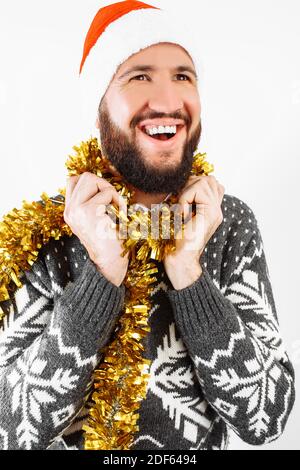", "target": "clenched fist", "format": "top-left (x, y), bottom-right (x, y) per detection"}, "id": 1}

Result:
top-left (163, 175), bottom-right (225, 290)
top-left (63, 172), bottom-right (129, 287)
